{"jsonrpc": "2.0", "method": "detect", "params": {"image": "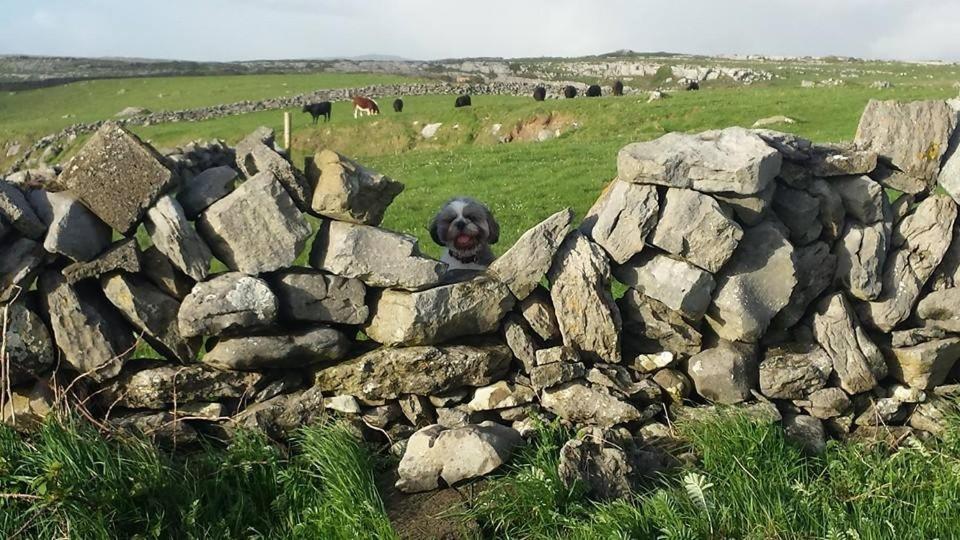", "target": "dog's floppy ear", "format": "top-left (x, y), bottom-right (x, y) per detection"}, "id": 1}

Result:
top-left (485, 206), bottom-right (500, 245)
top-left (428, 212), bottom-right (445, 246)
